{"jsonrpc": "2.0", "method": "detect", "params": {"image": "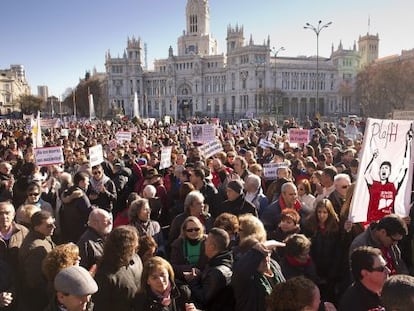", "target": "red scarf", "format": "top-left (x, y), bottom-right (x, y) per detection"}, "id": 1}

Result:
top-left (381, 247), bottom-right (397, 275)
top-left (286, 255), bottom-right (312, 267)
top-left (151, 281), bottom-right (172, 306)
top-left (279, 195), bottom-right (301, 211)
